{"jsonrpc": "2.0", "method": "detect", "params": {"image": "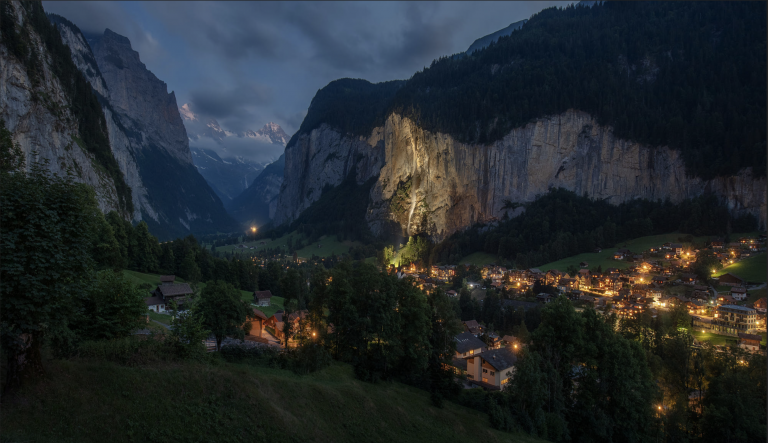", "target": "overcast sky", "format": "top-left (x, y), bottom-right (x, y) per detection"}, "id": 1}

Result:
top-left (42, 1), bottom-right (572, 140)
